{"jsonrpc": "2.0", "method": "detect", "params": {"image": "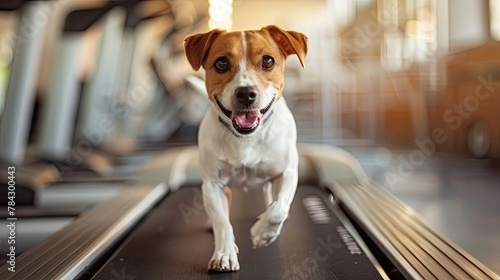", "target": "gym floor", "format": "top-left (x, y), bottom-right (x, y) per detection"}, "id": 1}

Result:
top-left (348, 147), bottom-right (500, 274)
